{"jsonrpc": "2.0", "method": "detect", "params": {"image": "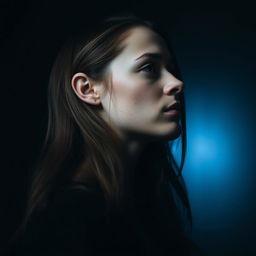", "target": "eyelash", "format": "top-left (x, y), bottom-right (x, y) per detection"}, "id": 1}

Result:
top-left (140, 62), bottom-right (158, 74)
top-left (139, 61), bottom-right (177, 80)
